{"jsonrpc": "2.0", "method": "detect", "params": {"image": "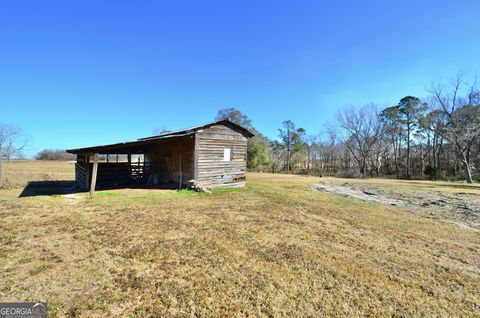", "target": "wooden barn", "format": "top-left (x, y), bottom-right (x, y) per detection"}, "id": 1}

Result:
top-left (66, 120), bottom-right (254, 192)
